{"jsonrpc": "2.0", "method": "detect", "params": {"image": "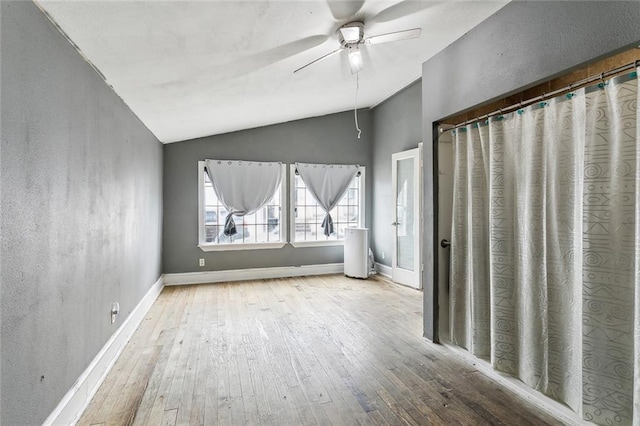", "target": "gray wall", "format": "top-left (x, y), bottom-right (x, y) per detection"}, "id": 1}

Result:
top-left (163, 111), bottom-right (372, 273)
top-left (0, 2), bottom-right (163, 425)
top-left (370, 80), bottom-right (422, 267)
top-left (421, 1), bottom-right (640, 341)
